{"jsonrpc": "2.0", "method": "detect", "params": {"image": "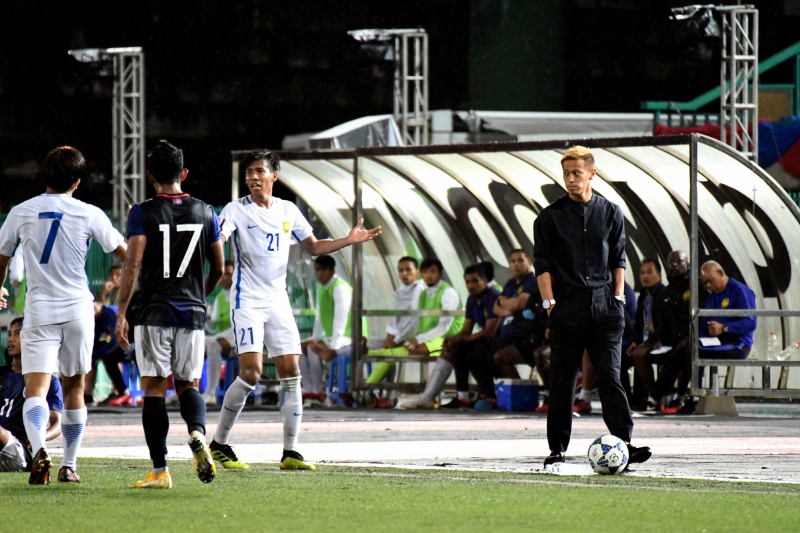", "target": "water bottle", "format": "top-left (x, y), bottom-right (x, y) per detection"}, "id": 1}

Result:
top-left (767, 332), bottom-right (778, 361)
top-left (777, 342), bottom-right (800, 361)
